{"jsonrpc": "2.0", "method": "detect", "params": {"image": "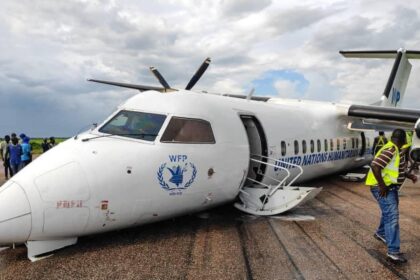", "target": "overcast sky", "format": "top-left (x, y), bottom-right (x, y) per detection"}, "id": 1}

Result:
top-left (1, 0), bottom-right (420, 137)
